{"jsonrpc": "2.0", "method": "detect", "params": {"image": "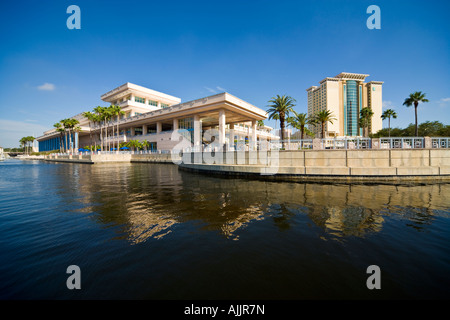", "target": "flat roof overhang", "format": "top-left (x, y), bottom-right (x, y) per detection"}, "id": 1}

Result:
top-left (37, 92), bottom-right (268, 140)
top-left (106, 92), bottom-right (267, 130)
